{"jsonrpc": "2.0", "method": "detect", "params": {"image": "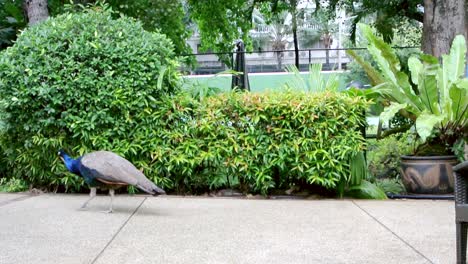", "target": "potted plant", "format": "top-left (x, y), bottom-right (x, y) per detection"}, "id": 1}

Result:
top-left (348, 24), bottom-right (467, 194)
